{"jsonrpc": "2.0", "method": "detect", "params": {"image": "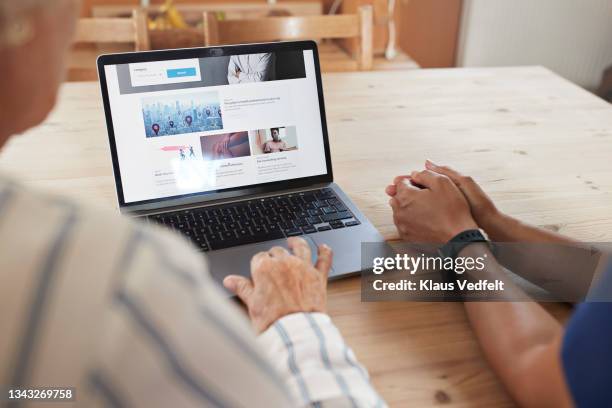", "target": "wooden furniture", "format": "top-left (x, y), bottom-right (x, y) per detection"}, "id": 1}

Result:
top-left (4, 66), bottom-right (612, 406)
top-left (83, 0), bottom-right (328, 18)
top-left (91, 3), bottom-right (324, 51)
top-left (203, 6), bottom-right (374, 71)
top-left (68, 9), bottom-right (150, 81)
top-left (91, 3), bottom-right (324, 20)
top-left (327, 0), bottom-right (420, 70)
top-left (338, 0), bottom-right (392, 55)
top-left (396, 0), bottom-right (463, 68)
